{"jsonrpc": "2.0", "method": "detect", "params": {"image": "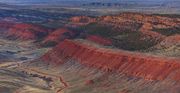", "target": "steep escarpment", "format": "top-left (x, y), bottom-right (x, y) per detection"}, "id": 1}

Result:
top-left (7, 23), bottom-right (50, 40)
top-left (42, 40), bottom-right (180, 81)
